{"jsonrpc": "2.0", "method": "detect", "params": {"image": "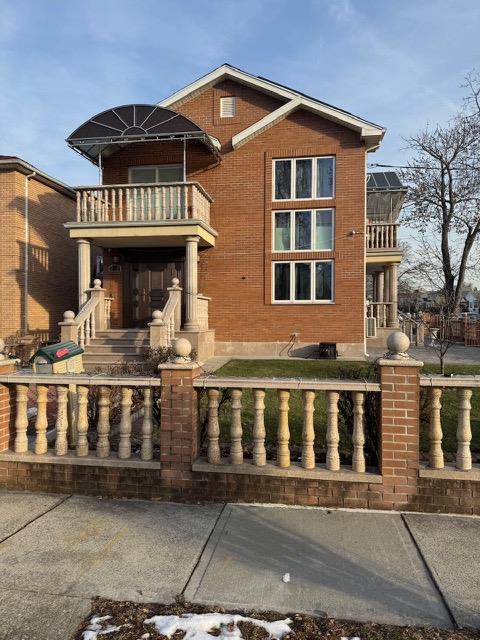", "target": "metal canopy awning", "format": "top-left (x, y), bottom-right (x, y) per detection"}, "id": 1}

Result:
top-left (66, 104), bottom-right (221, 165)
